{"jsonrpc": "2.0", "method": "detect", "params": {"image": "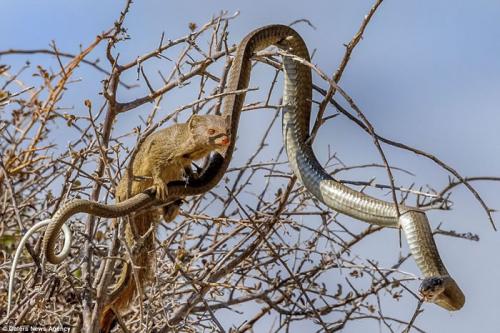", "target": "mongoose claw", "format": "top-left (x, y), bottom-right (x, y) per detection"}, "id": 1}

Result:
top-left (162, 199), bottom-right (183, 222)
top-left (153, 181), bottom-right (168, 201)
